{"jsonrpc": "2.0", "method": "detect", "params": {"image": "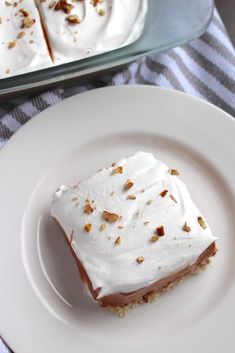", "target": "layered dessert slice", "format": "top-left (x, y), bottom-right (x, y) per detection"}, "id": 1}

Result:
top-left (36, 0), bottom-right (148, 65)
top-left (0, 0), bottom-right (53, 78)
top-left (51, 152), bottom-right (217, 312)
